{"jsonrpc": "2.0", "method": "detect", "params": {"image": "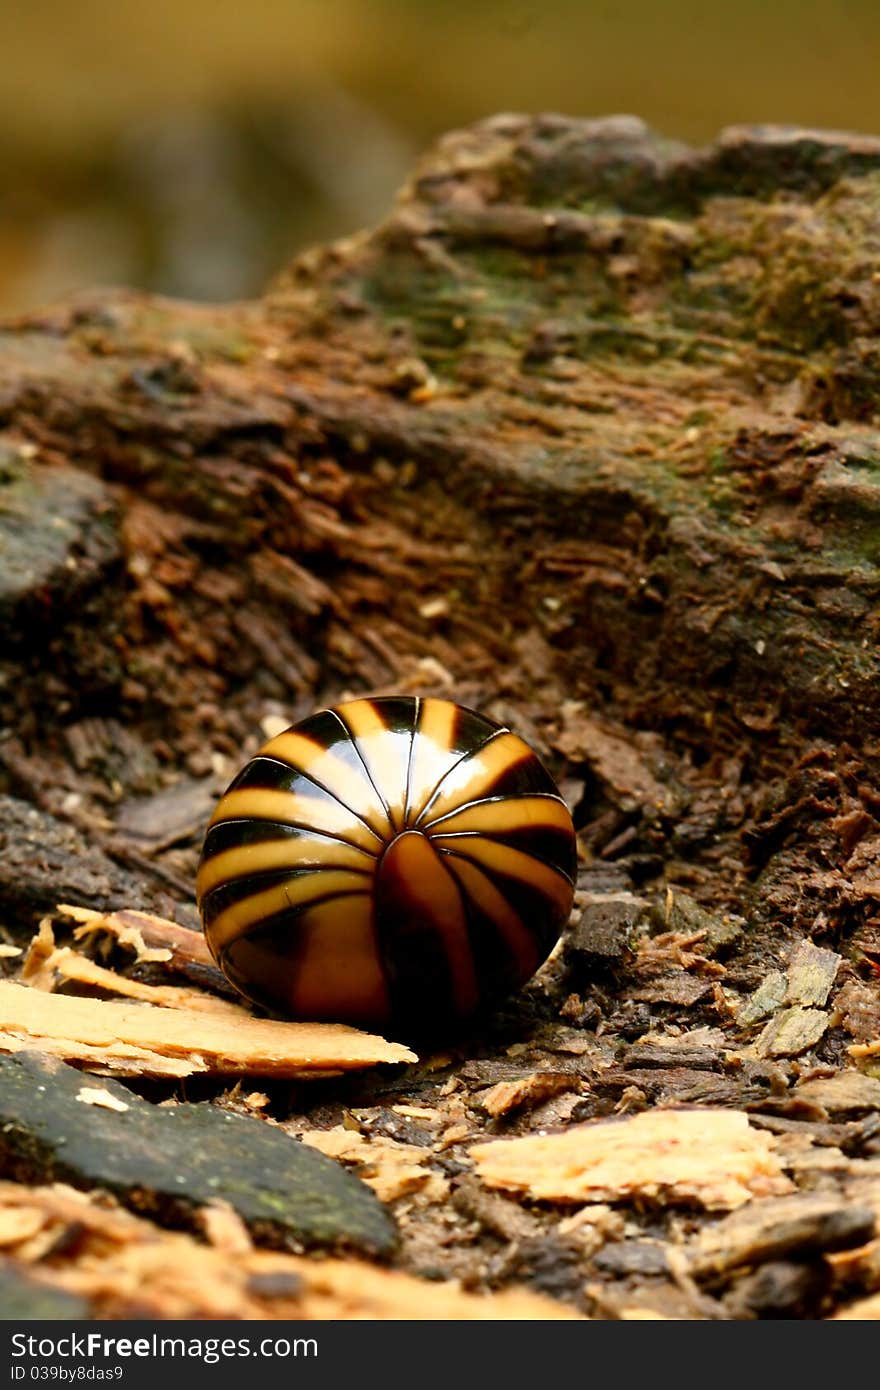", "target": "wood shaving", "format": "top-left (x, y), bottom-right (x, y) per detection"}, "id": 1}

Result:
top-left (470, 1108), bottom-right (794, 1211)
top-left (477, 1071), bottom-right (579, 1118)
top-left (29, 941), bottom-right (243, 1016)
top-left (76, 1086), bottom-right (130, 1113)
top-left (299, 1127), bottom-right (448, 1204)
top-left (0, 980), bottom-right (417, 1078)
top-left (0, 1181), bottom-right (582, 1320)
top-left (754, 1005), bottom-right (830, 1057)
top-left (59, 904), bottom-right (210, 967)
